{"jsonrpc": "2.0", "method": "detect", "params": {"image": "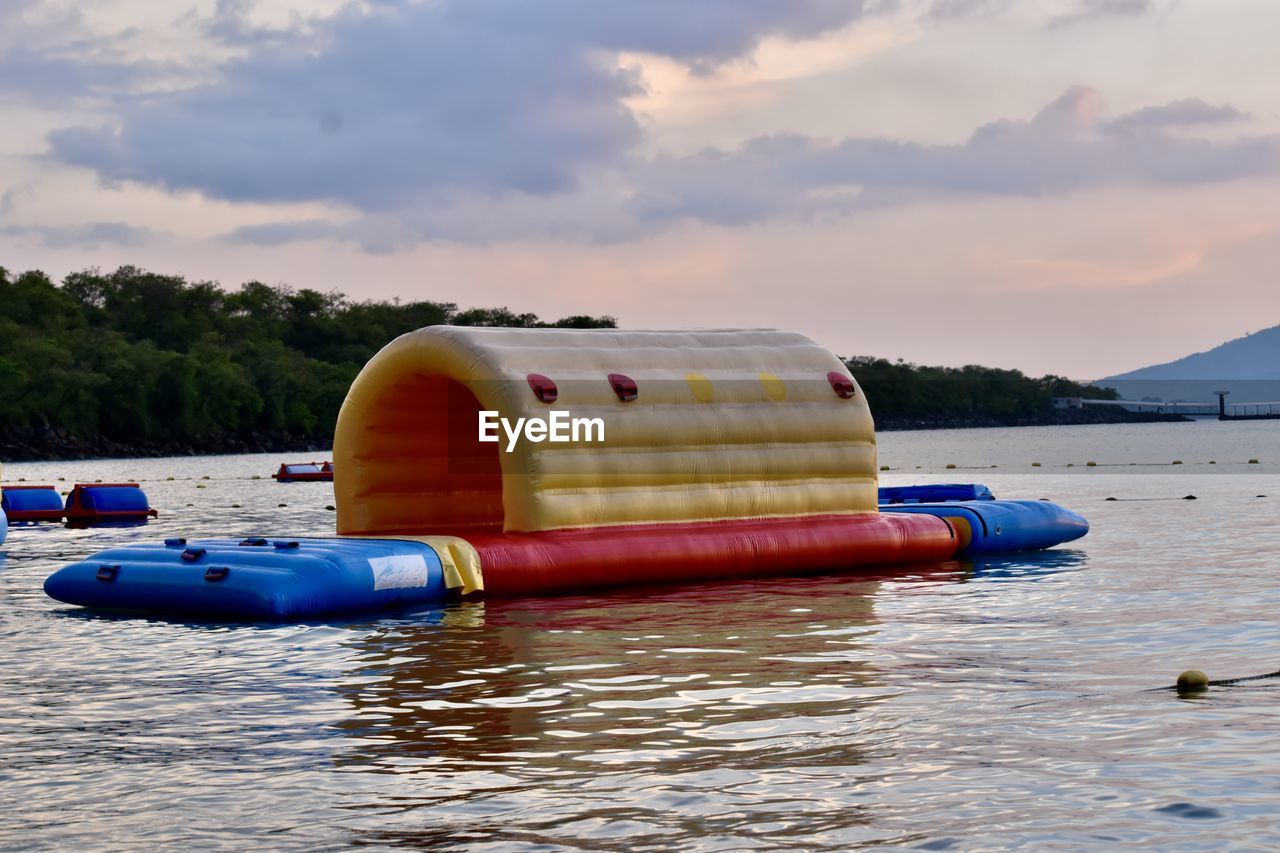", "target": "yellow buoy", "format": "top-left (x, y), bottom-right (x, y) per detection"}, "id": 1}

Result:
top-left (1176, 669), bottom-right (1209, 692)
